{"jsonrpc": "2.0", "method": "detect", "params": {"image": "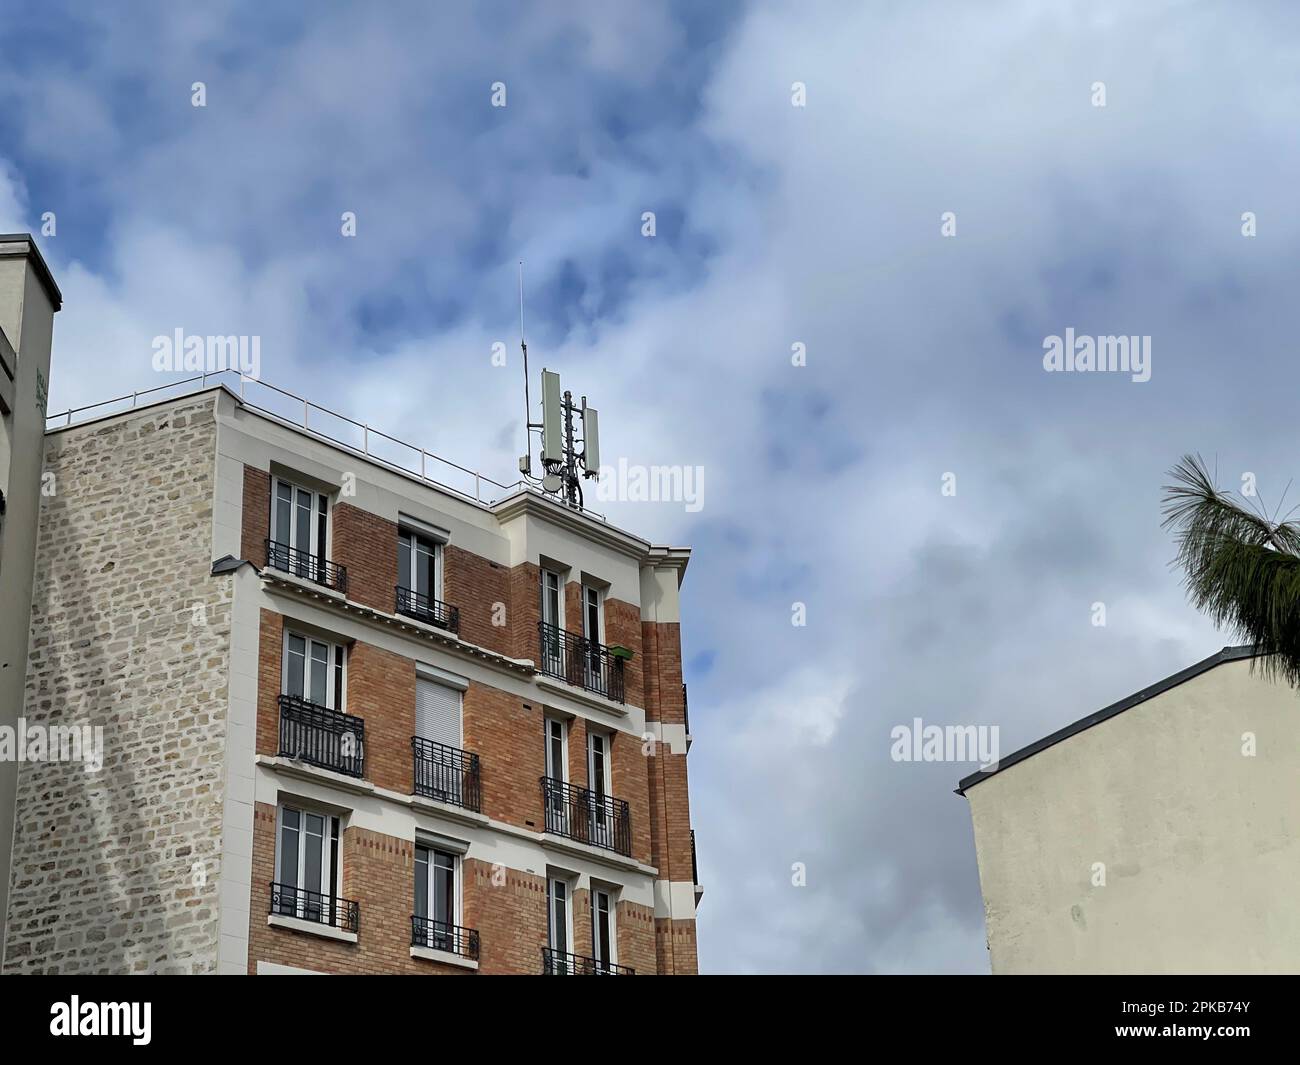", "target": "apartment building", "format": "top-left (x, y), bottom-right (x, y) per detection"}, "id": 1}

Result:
top-left (0, 234), bottom-right (60, 965)
top-left (958, 646), bottom-right (1300, 974)
top-left (5, 376), bottom-right (700, 974)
